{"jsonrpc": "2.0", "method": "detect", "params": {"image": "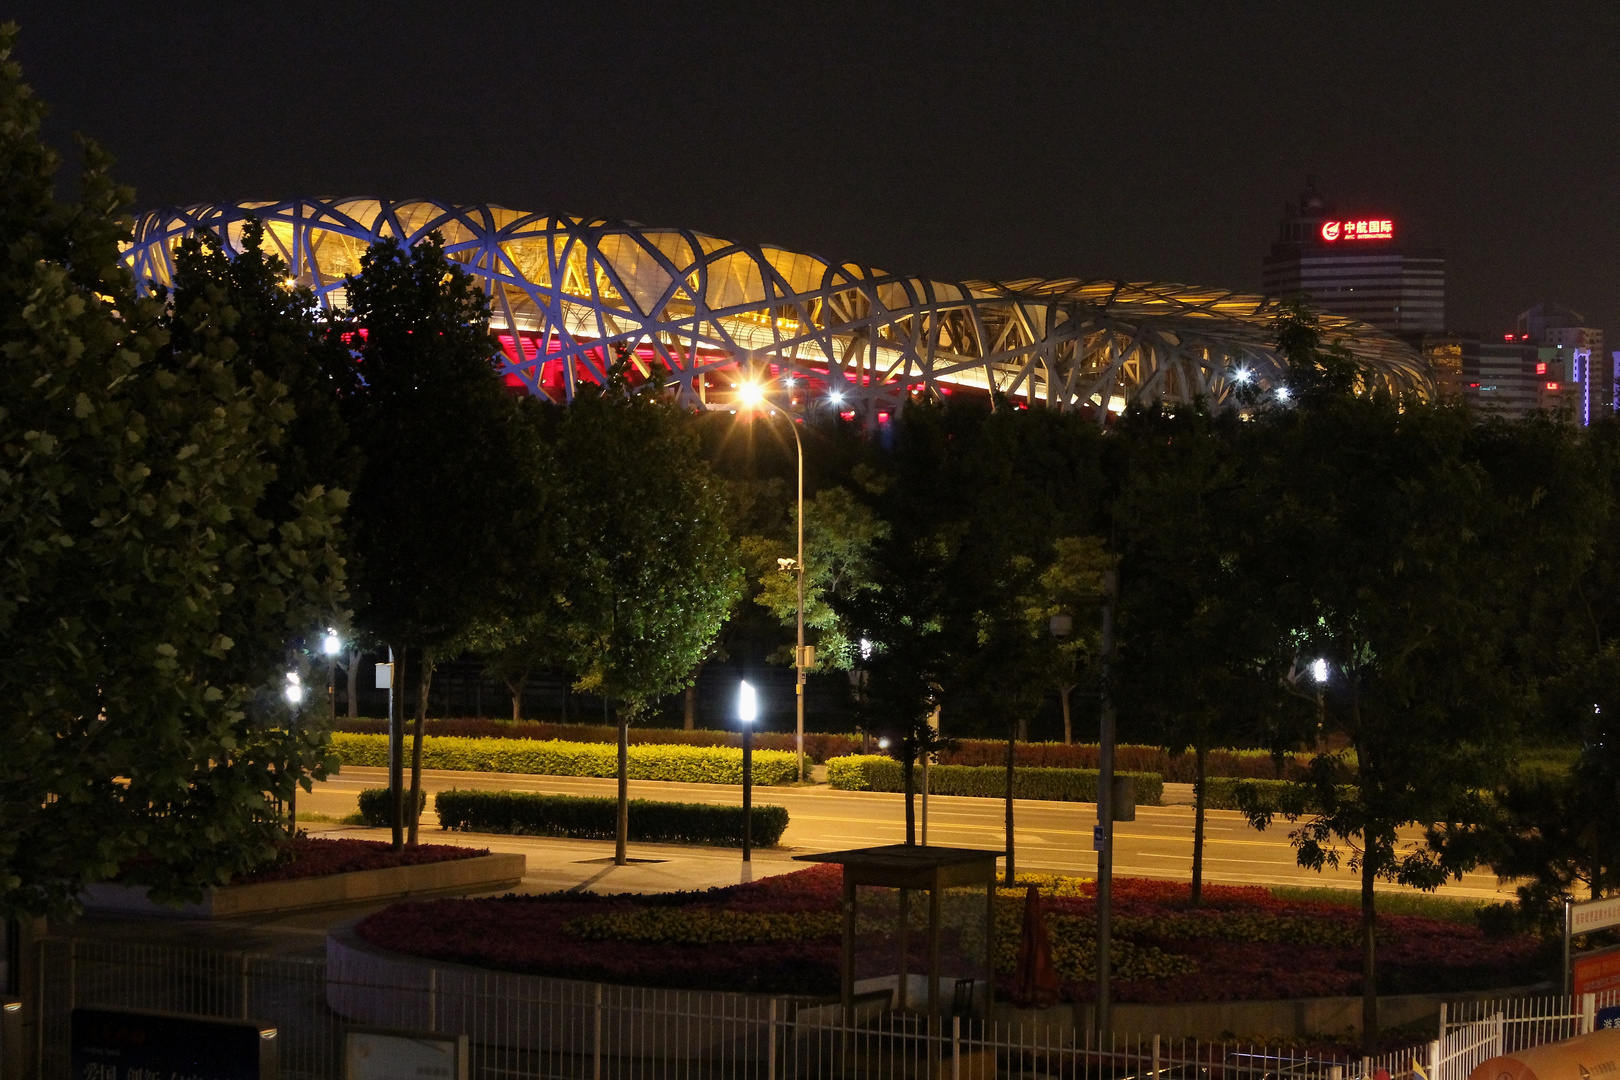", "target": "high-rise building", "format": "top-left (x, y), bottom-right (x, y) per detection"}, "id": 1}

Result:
top-left (1263, 178), bottom-right (1445, 334)
top-left (1471, 338), bottom-right (1568, 419)
top-left (1516, 301), bottom-right (1607, 422)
